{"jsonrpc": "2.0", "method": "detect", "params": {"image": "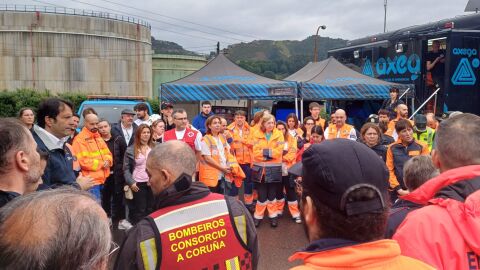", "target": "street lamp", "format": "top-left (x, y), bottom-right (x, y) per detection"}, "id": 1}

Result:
top-left (313, 25), bottom-right (326, 62)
